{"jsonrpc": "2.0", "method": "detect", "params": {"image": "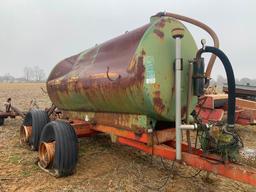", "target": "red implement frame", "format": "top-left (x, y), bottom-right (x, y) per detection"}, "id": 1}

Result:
top-left (196, 94), bottom-right (256, 125)
top-left (71, 120), bottom-right (256, 187)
